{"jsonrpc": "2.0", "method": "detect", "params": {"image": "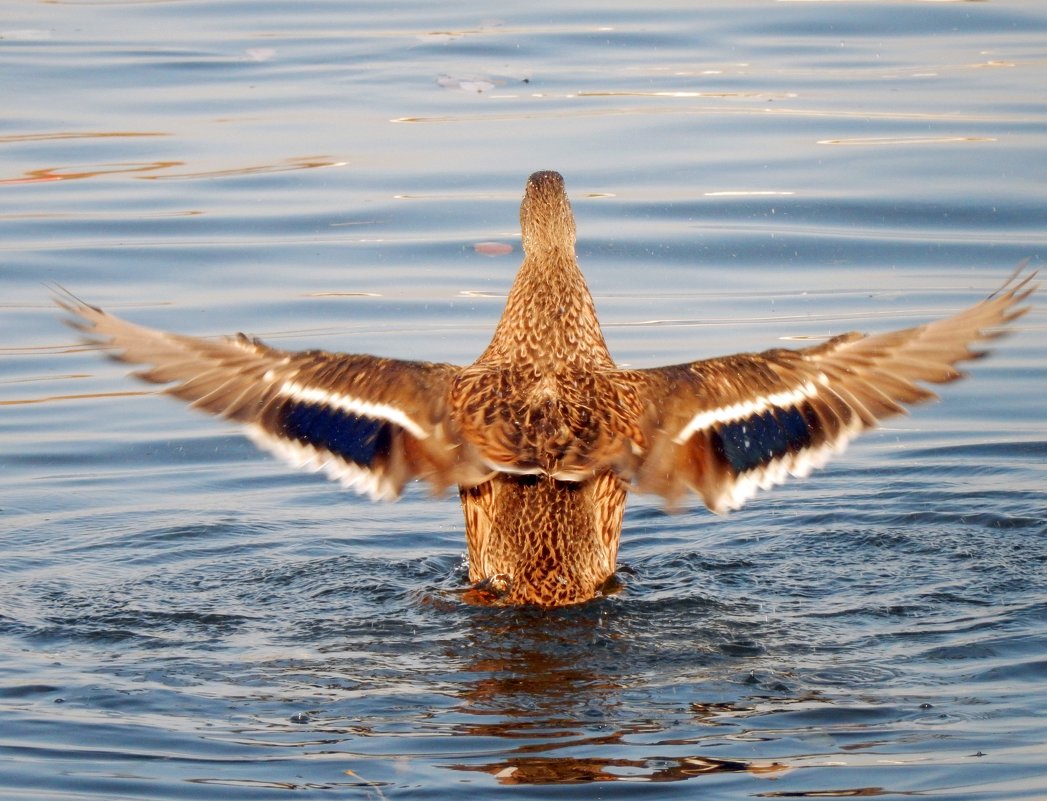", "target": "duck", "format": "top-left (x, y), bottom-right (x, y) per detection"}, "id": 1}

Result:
top-left (57, 170), bottom-right (1035, 607)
